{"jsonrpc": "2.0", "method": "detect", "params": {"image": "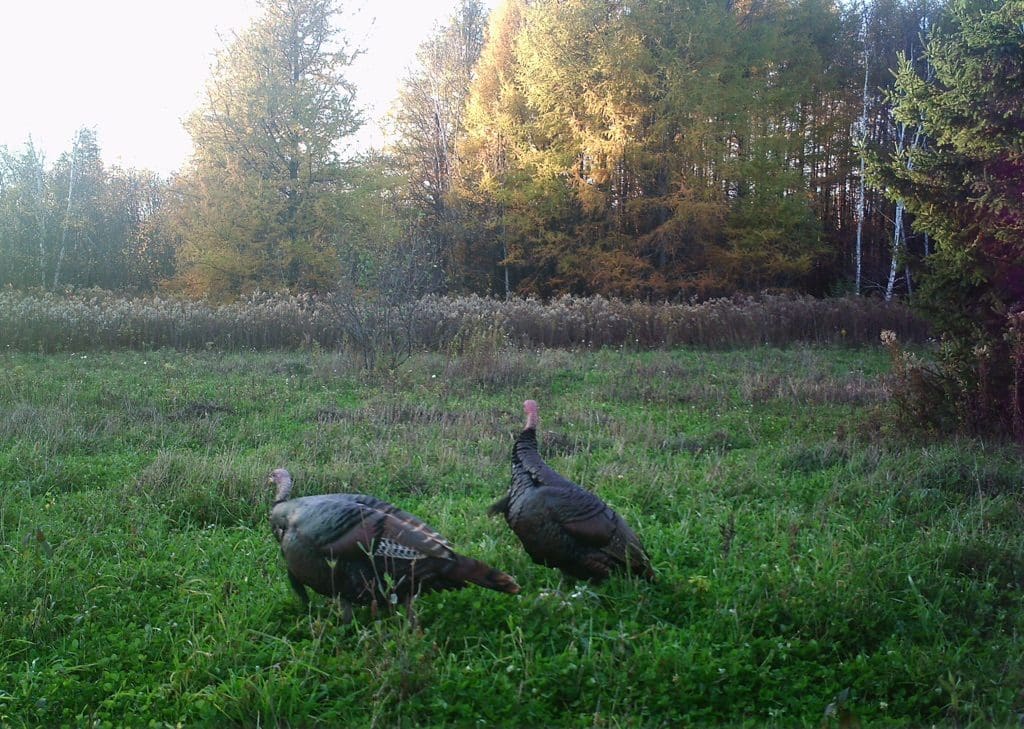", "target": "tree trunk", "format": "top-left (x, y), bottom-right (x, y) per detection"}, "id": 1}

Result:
top-left (886, 123), bottom-right (924, 301)
top-left (854, 2), bottom-right (871, 296)
top-left (30, 148), bottom-right (48, 289)
top-left (501, 207), bottom-right (510, 300)
top-left (885, 199), bottom-right (904, 301)
top-left (53, 134), bottom-right (79, 290)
